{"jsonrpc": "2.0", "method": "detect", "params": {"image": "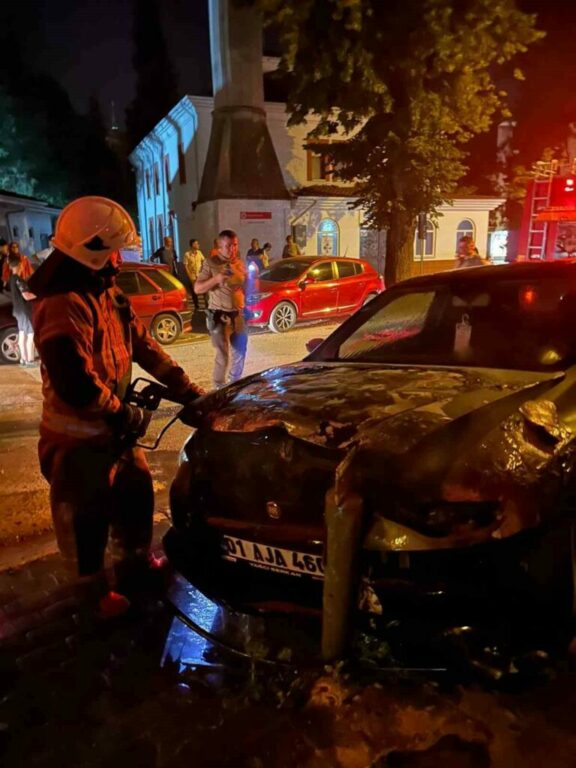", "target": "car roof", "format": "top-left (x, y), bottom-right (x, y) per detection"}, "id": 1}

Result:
top-left (397, 259), bottom-right (576, 290)
top-left (277, 256), bottom-right (371, 264)
top-left (120, 262), bottom-right (167, 271)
